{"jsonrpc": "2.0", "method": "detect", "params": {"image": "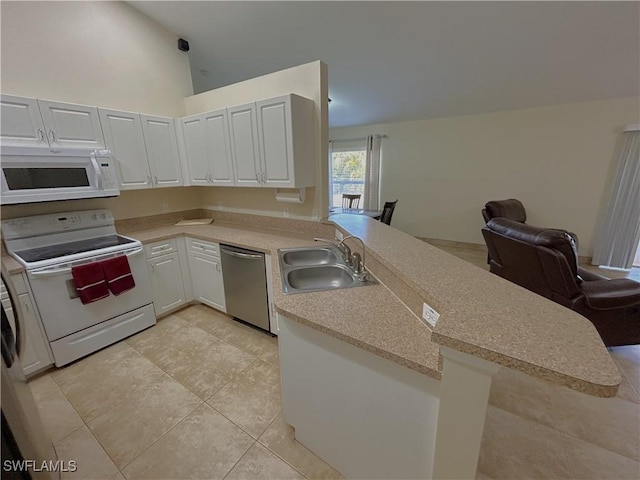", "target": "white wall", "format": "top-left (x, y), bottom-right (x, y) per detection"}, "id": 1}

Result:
top-left (0, 1), bottom-right (192, 116)
top-left (331, 97), bottom-right (639, 256)
top-left (1, 1), bottom-right (198, 220)
top-left (185, 61), bottom-right (329, 220)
